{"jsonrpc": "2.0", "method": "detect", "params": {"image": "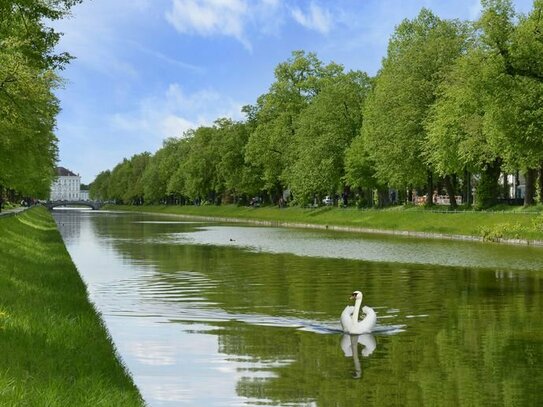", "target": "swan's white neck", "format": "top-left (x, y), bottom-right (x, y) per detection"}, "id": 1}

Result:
top-left (352, 297), bottom-right (362, 324)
